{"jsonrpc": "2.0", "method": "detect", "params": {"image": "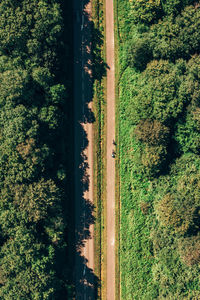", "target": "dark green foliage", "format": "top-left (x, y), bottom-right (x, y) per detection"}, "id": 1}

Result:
top-left (161, 0), bottom-right (196, 15)
top-left (130, 0), bottom-right (196, 25)
top-left (0, 0), bottom-right (70, 298)
top-left (129, 5), bottom-right (200, 70)
top-left (0, 0), bottom-right (63, 68)
top-left (130, 0), bottom-right (162, 25)
top-left (152, 5), bottom-right (200, 61)
top-left (127, 35), bottom-right (153, 71)
top-left (0, 227), bottom-right (61, 299)
top-left (130, 59), bottom-right (186, 125)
